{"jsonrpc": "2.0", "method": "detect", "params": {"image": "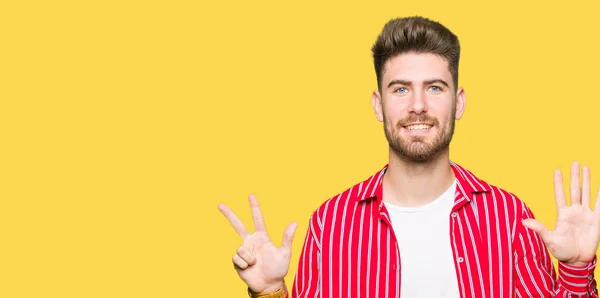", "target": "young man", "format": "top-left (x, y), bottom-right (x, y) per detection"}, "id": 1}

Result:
top-left (219, 16), bottom-right (600, 297)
